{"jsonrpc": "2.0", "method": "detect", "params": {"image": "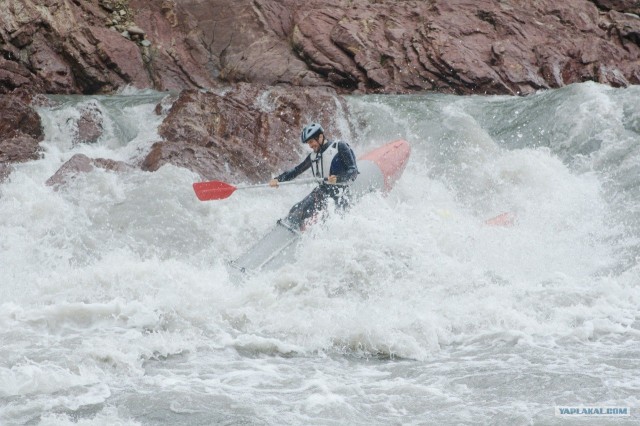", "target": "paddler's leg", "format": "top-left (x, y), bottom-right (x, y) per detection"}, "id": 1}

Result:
top-left (285, 186), bottom-right (329, 229)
